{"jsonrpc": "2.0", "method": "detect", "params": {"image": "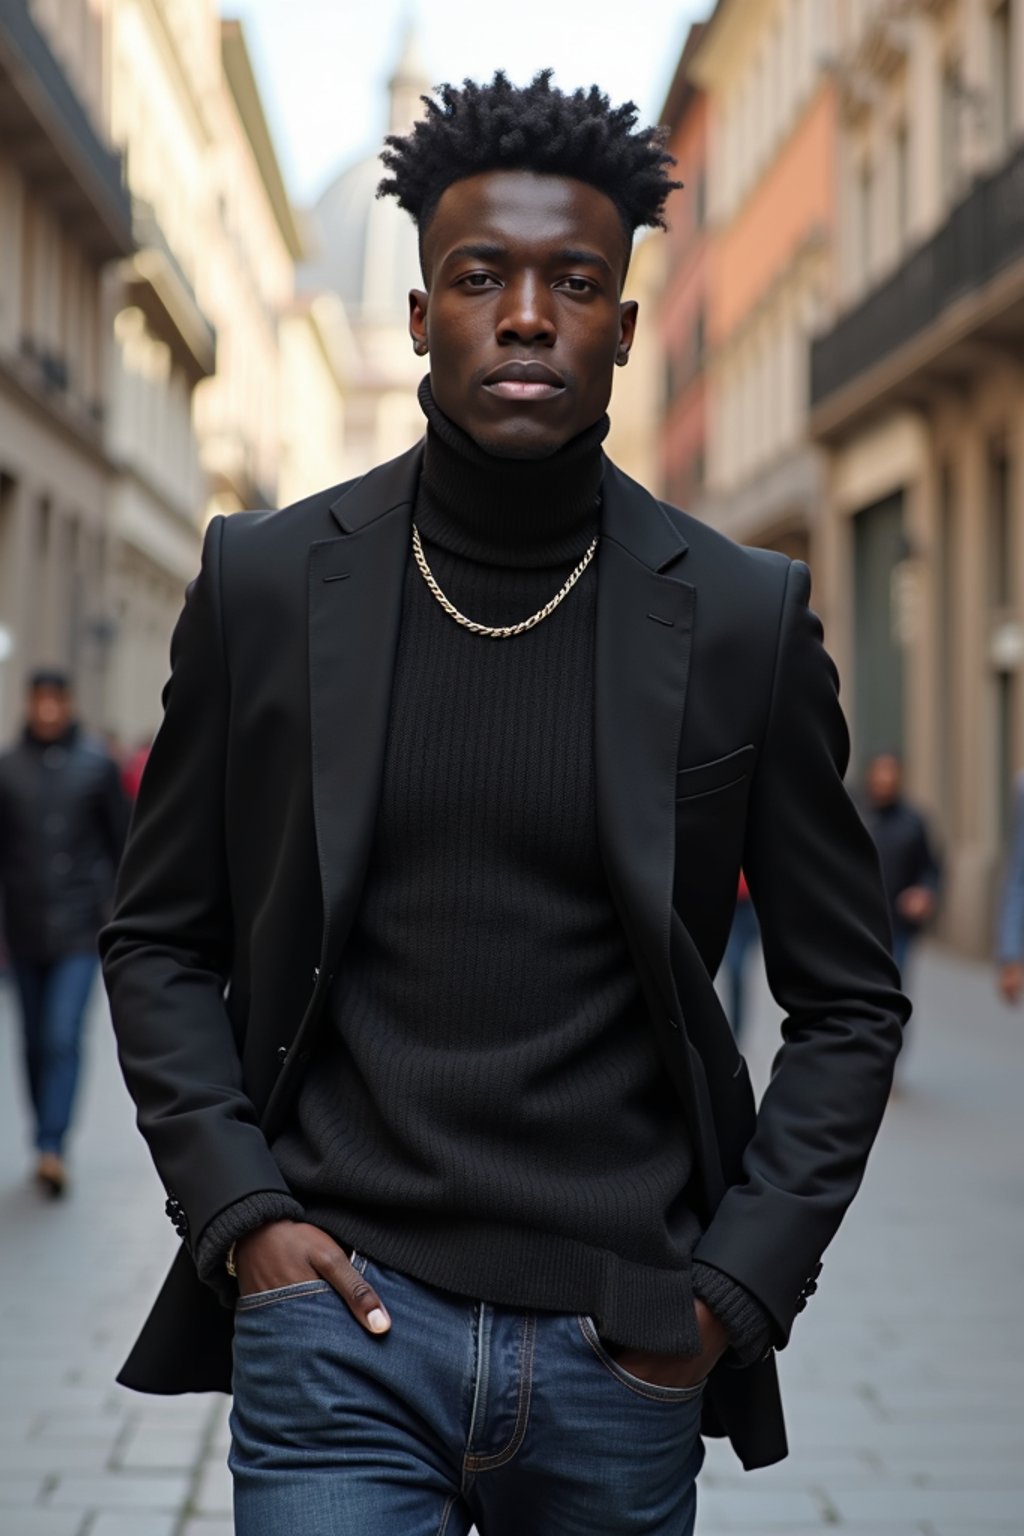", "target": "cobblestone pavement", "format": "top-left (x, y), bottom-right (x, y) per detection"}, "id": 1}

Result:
top-left (0, 943), bottom-right (1021, 1536)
